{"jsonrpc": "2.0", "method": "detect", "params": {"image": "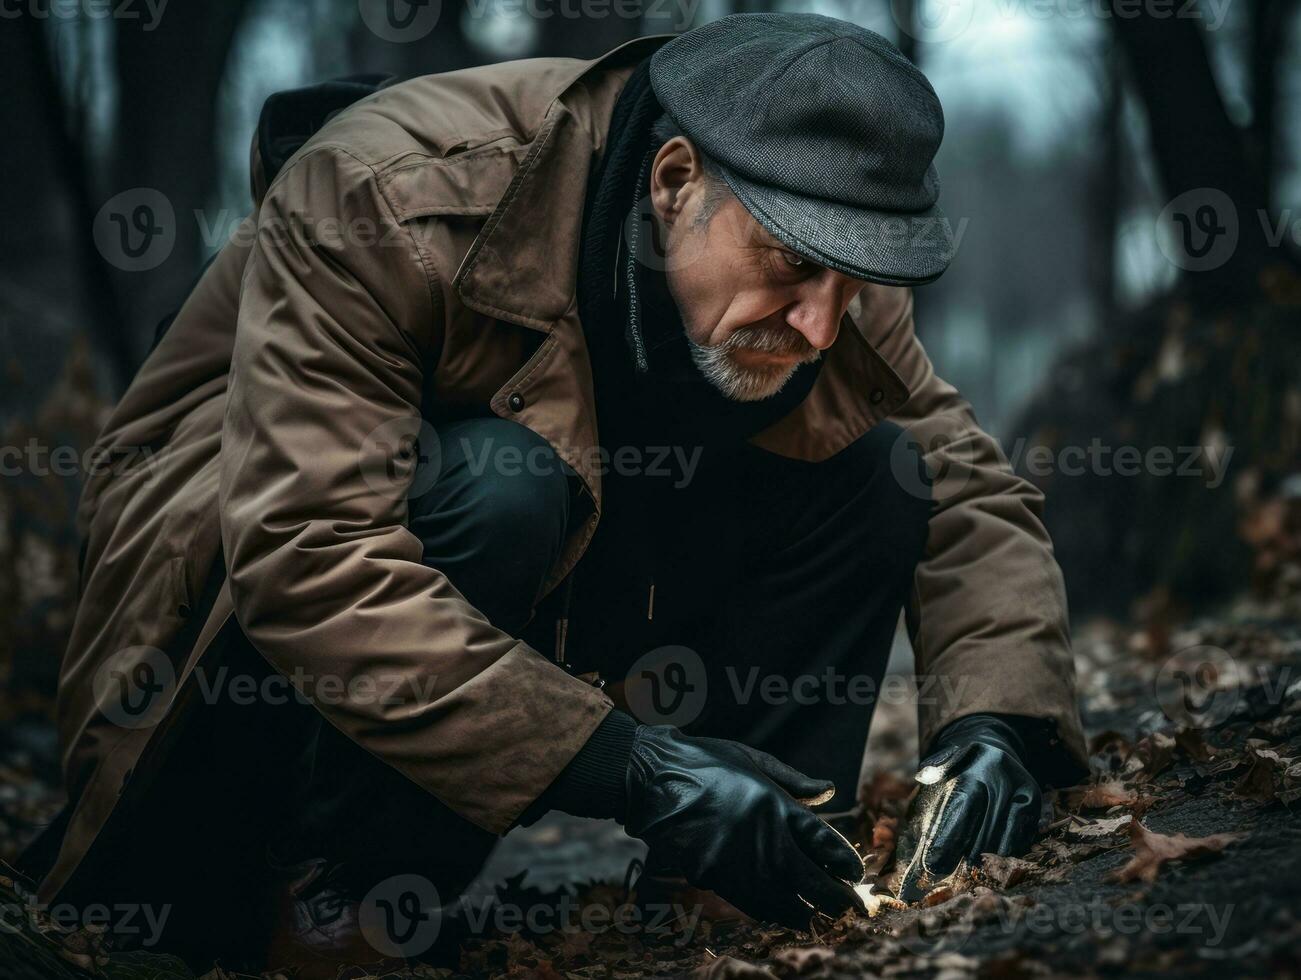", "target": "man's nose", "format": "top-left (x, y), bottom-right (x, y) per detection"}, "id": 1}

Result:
top-left (784, 282), bottom-right (843, 351)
